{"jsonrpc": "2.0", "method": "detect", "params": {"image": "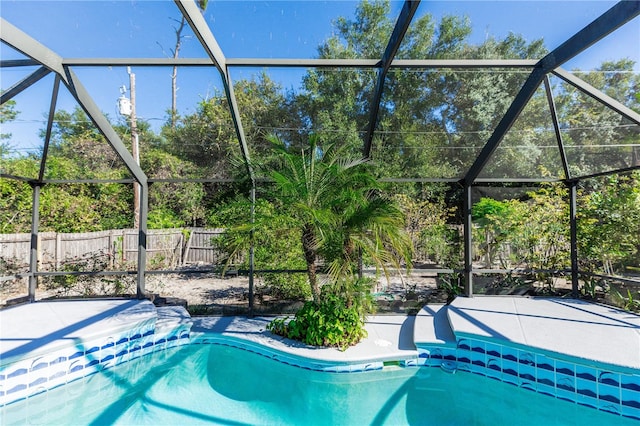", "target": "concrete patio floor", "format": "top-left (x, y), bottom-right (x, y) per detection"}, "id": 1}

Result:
top-left (2, 295), bottom-right (639, 370)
